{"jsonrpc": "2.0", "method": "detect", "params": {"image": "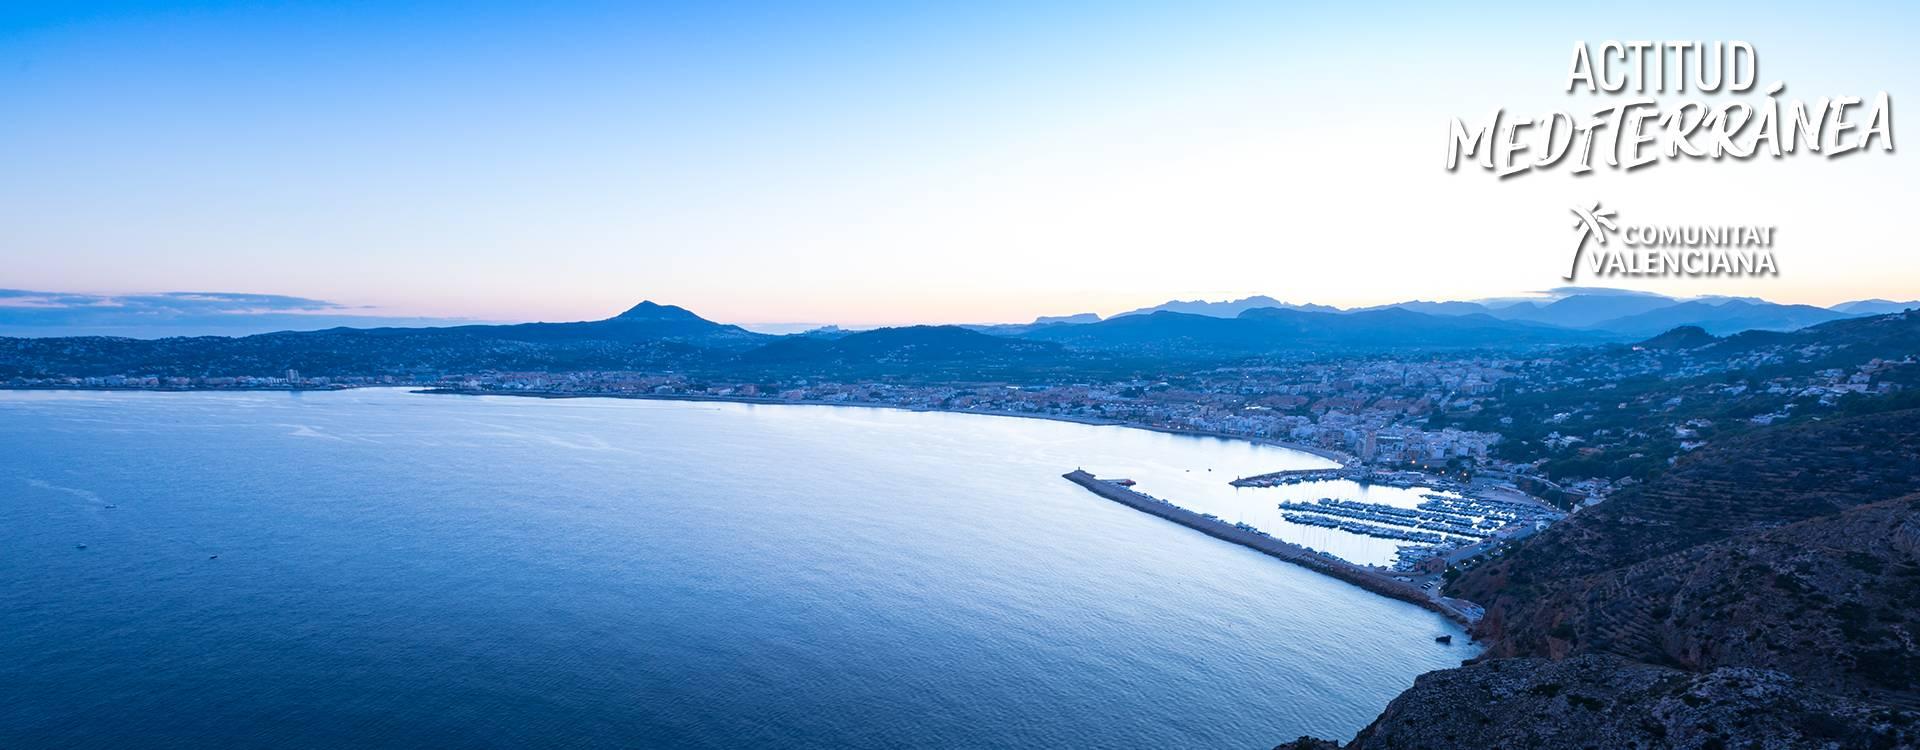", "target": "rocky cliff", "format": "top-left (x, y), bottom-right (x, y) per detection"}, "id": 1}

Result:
top-left (1278, 410), bottom-right (1920, 748)
top-left (1277, 654), bottom-right (1918, 750)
